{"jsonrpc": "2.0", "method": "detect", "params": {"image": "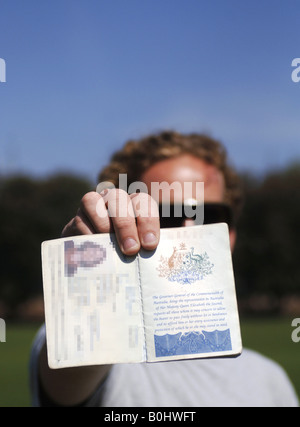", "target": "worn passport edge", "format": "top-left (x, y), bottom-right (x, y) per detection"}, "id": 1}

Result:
top-left (41, 223), bottom-right (243, 369)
